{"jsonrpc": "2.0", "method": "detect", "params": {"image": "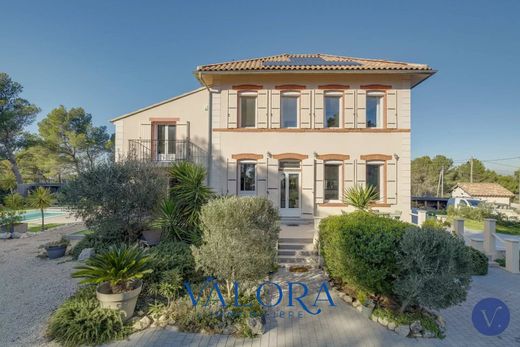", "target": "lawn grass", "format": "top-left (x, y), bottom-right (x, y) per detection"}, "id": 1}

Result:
top-left (28, 223), bottom-right (64, 232)
top-left (461, 219), bottom-right (520, 236)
